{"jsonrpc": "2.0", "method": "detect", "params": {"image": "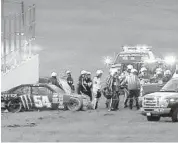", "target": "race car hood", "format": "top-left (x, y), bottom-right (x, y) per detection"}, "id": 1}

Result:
top-left (144, 92), bottom-right (178, 99)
